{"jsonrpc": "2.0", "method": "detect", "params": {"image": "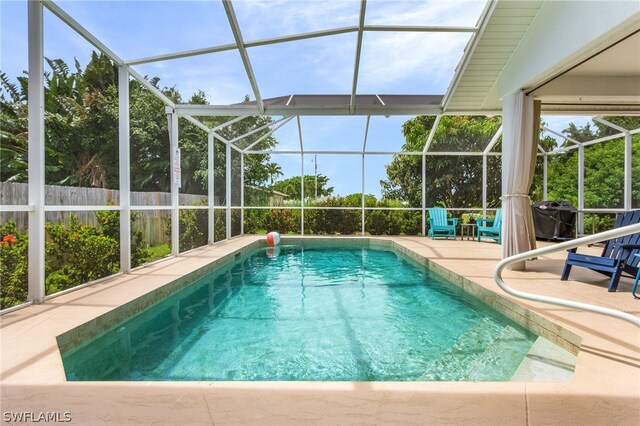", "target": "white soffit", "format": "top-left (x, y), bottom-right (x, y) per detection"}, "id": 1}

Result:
top-left (445, 0), bottom-right (640, 115)
top-left (444, 0), bottom-right (544, 113)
